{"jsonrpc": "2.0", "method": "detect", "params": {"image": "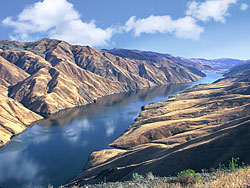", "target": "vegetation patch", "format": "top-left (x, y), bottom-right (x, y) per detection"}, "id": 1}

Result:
top-left (132, 172), bottom-right (144, 180)
top-left (177, 169), bottom-right (201, 185)
top-left (64, 157), bottom-right (250, 188)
